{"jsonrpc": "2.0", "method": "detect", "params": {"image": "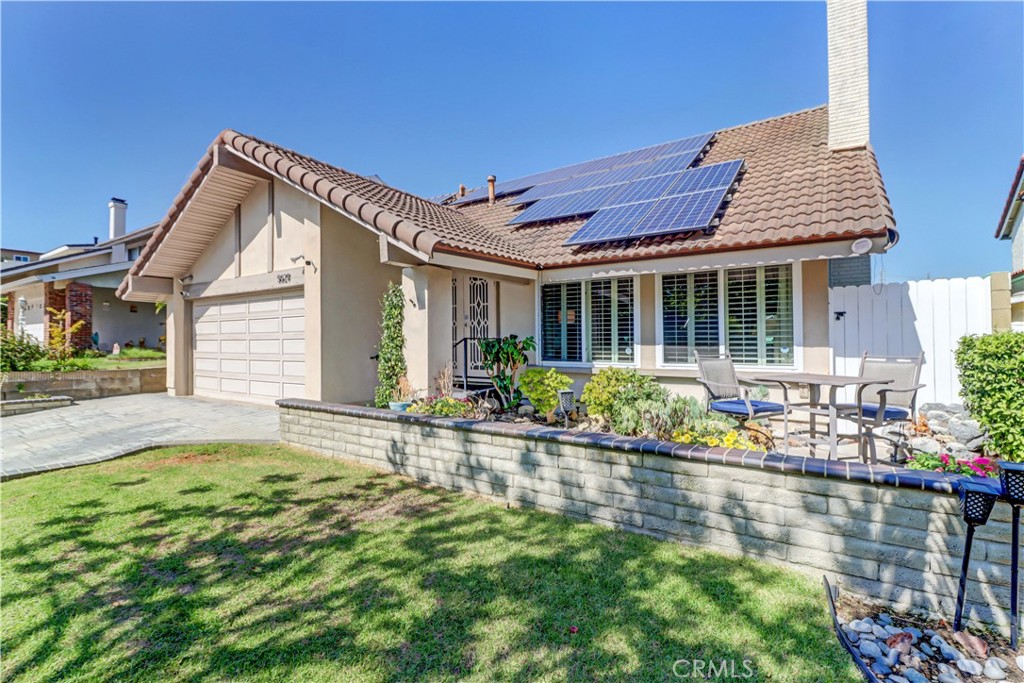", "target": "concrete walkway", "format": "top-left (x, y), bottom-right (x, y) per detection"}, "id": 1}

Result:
top-left (1, 394), bottom-right (279, 479)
